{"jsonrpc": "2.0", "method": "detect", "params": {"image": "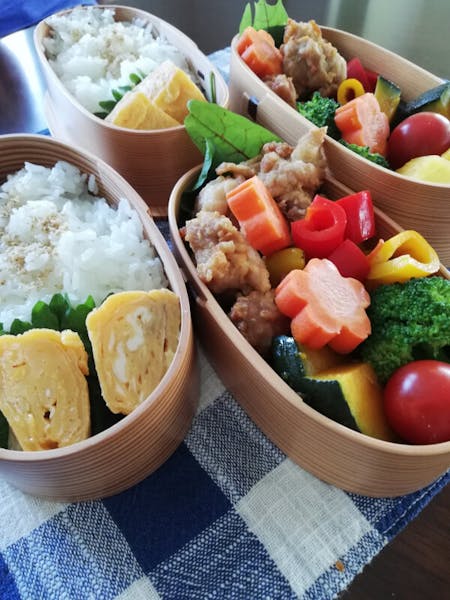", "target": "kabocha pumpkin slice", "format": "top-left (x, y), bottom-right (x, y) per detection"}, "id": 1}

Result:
top-left (86, 290), bottom-right (181, 415)
top-left (271, 334), bottom-right (344, 391)
top-left (0, 329), bottom-right (90, 451)
top-left (299, 363), bottom-right (396, 441)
